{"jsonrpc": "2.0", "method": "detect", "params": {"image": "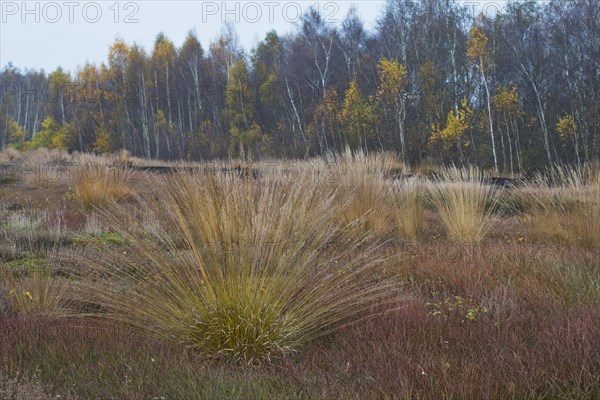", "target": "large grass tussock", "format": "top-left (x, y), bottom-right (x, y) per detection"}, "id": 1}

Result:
top-left (78, 172), bottom-right (392, 363)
